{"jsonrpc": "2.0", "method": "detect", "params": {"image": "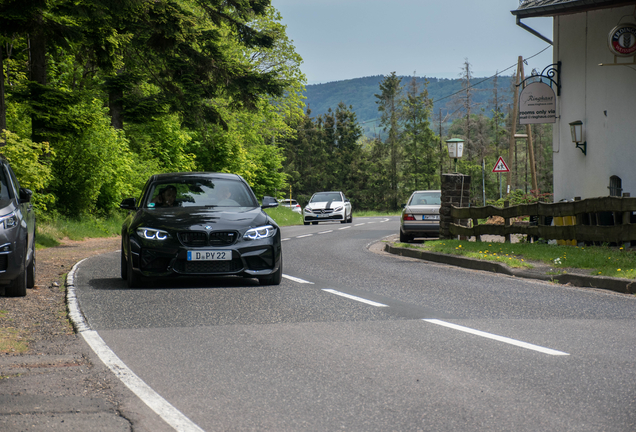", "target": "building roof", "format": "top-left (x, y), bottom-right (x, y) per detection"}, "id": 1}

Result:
top-left (512, 0), bottom-right (636, 18)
